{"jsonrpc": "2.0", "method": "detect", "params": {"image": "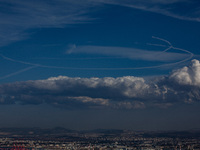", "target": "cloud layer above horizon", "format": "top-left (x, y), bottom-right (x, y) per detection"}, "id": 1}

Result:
top-left (0, 59), bottom-right (200, 109)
